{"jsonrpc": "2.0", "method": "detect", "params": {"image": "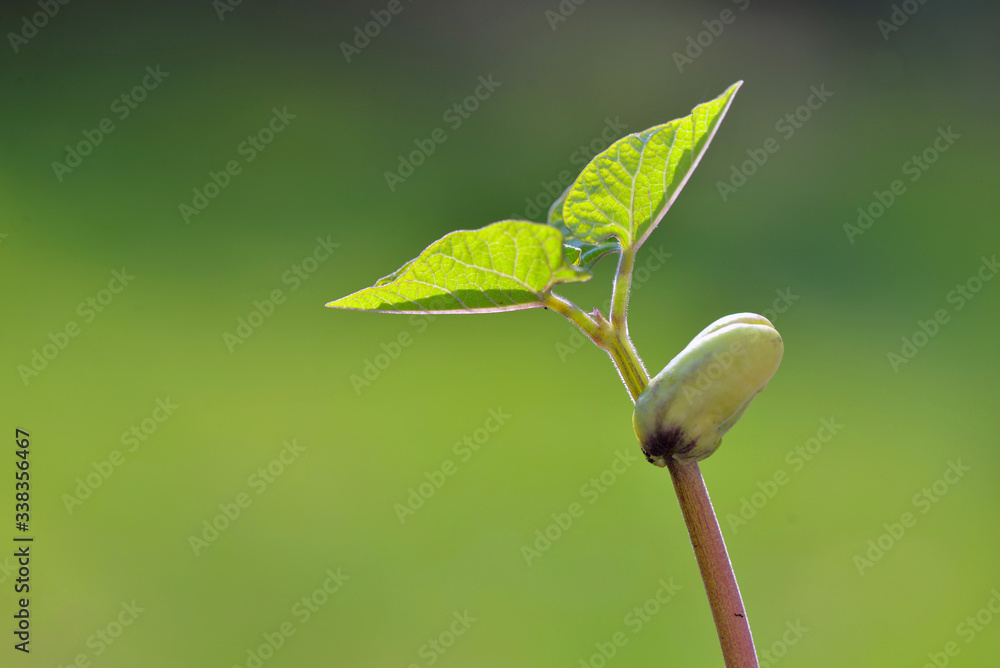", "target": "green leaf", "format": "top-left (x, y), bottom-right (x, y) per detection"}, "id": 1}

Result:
top-left (562, 81), bottom-right (741, 250)
top-left (547, 186), bottom-right (621, 270)
top-left (326, 221), bottom-right (591, 314)
top-left (373, 260), bottom-right (414, 287)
